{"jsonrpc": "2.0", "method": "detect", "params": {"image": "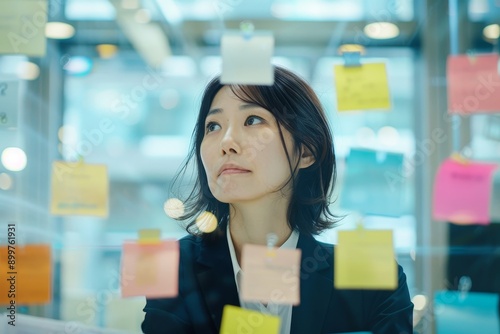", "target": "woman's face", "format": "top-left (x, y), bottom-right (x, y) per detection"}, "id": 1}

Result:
top-left (200, 86), bottom-right (299, 204)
